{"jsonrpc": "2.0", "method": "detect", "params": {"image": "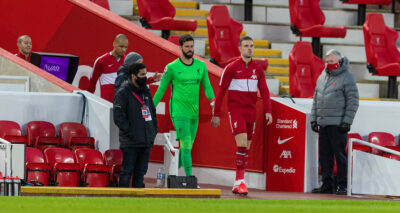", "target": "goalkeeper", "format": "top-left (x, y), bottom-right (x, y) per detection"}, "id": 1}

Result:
top-left (153, 35), bottom-right (215, 176)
